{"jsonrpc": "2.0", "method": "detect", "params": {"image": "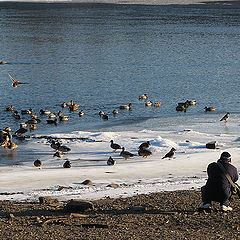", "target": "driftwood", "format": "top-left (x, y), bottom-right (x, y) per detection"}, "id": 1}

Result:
top-left (42, 213), bottom-right (90, 225)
